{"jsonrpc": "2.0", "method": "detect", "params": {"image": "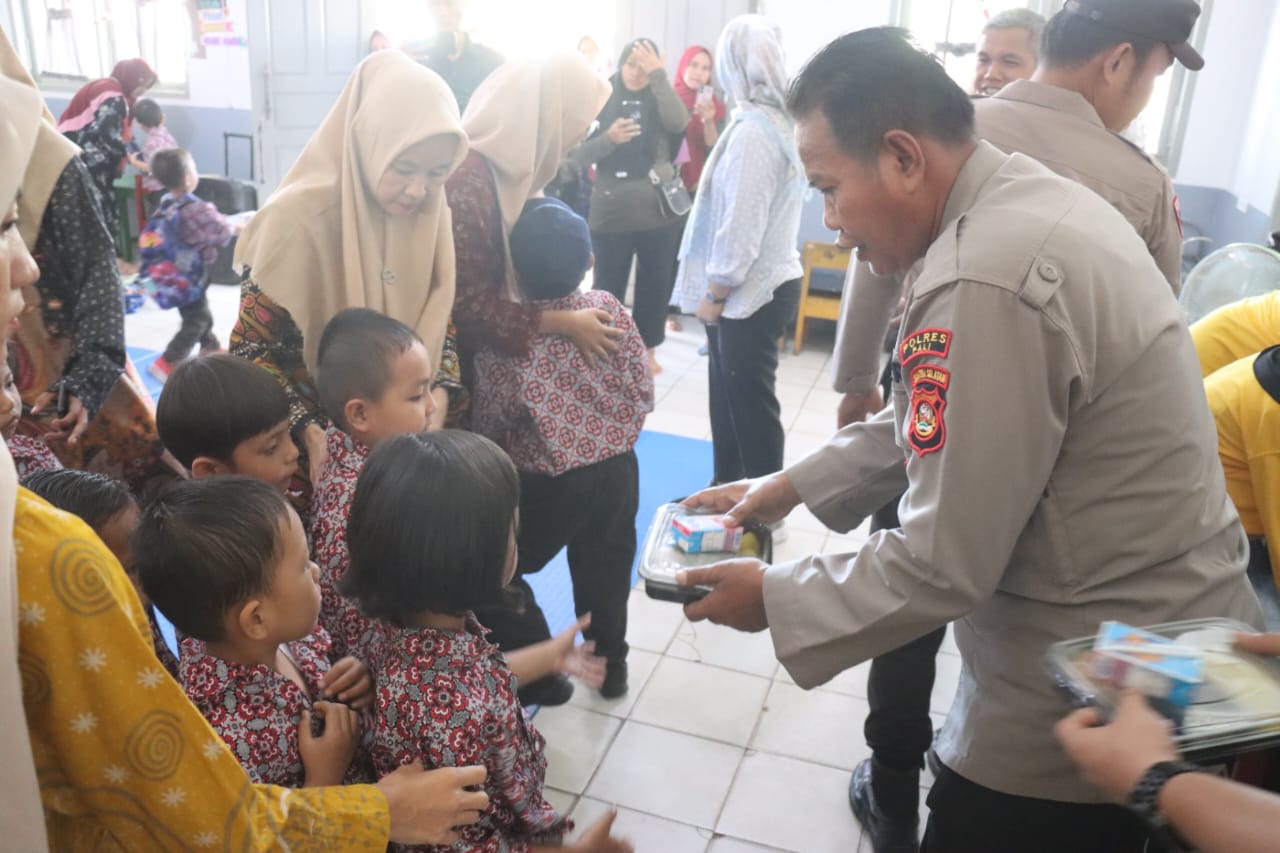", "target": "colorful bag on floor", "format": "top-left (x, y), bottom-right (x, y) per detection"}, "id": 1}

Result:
top-left (137, 193), bottom-right (207, 309)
